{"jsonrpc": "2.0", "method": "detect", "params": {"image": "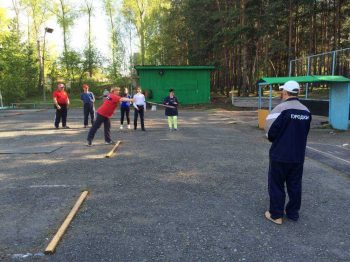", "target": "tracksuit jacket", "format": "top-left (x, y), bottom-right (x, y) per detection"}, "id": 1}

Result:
top-left (265, 98), bottom-right (312, 163)
top-left (163, 96), bottom-right (179, 116)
